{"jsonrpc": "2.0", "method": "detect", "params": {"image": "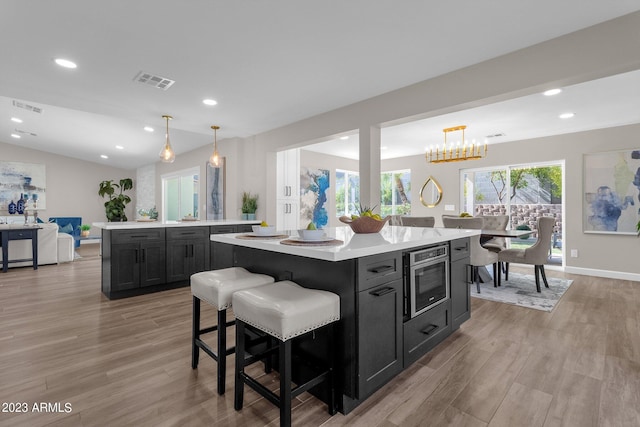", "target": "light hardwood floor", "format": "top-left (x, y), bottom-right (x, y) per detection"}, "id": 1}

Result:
top-left (1, 245), bottom-right (639, 426)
